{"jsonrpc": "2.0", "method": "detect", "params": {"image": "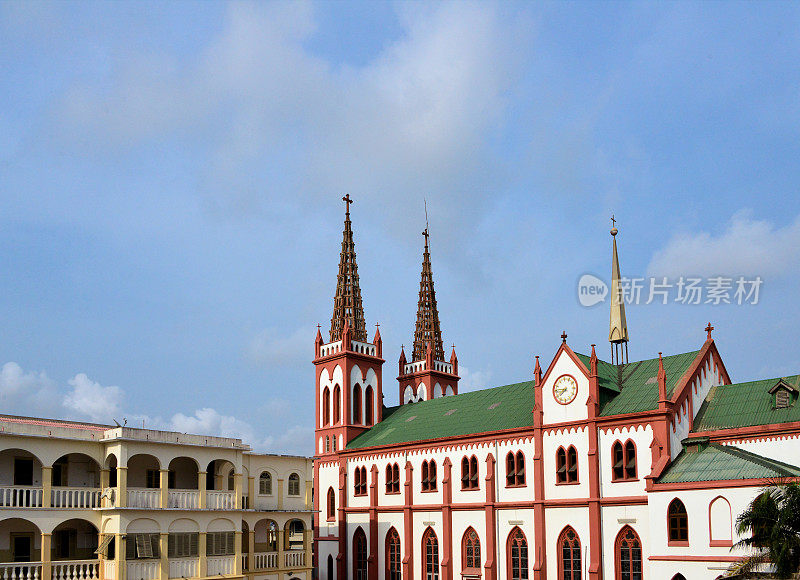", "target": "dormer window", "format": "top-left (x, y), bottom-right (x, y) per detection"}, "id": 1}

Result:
top-left (769, 379), bottom-right (797, 409)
